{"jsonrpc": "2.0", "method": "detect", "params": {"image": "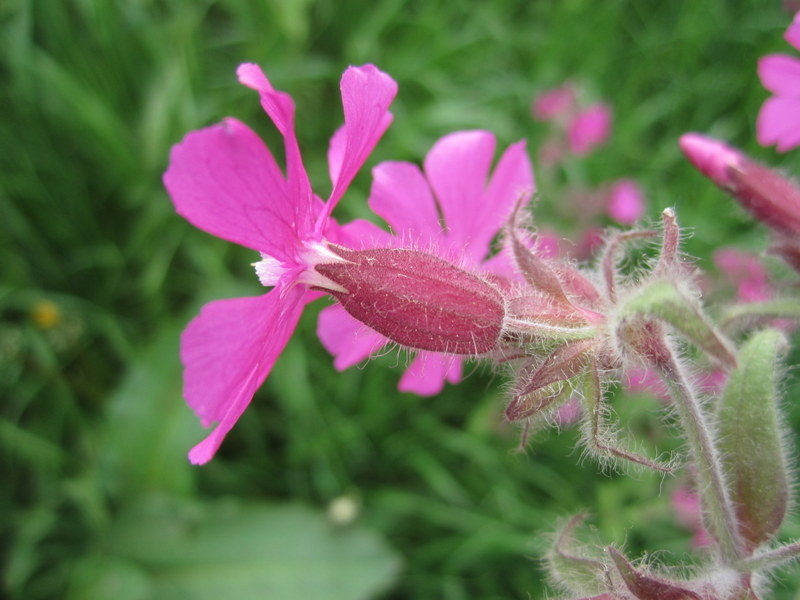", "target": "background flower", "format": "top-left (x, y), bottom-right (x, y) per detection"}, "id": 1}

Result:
top-left (758, 11), bottom-right (800, 151)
